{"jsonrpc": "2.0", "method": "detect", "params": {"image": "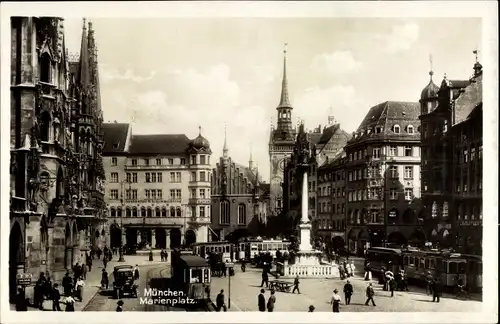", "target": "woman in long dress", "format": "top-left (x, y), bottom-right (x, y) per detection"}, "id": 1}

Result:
top-left (65, 294), bottom-right (76, 312)
top-left (331, 289), bottom-right (341, 312)
top-left (75, 277), bottom-right (85, 301)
